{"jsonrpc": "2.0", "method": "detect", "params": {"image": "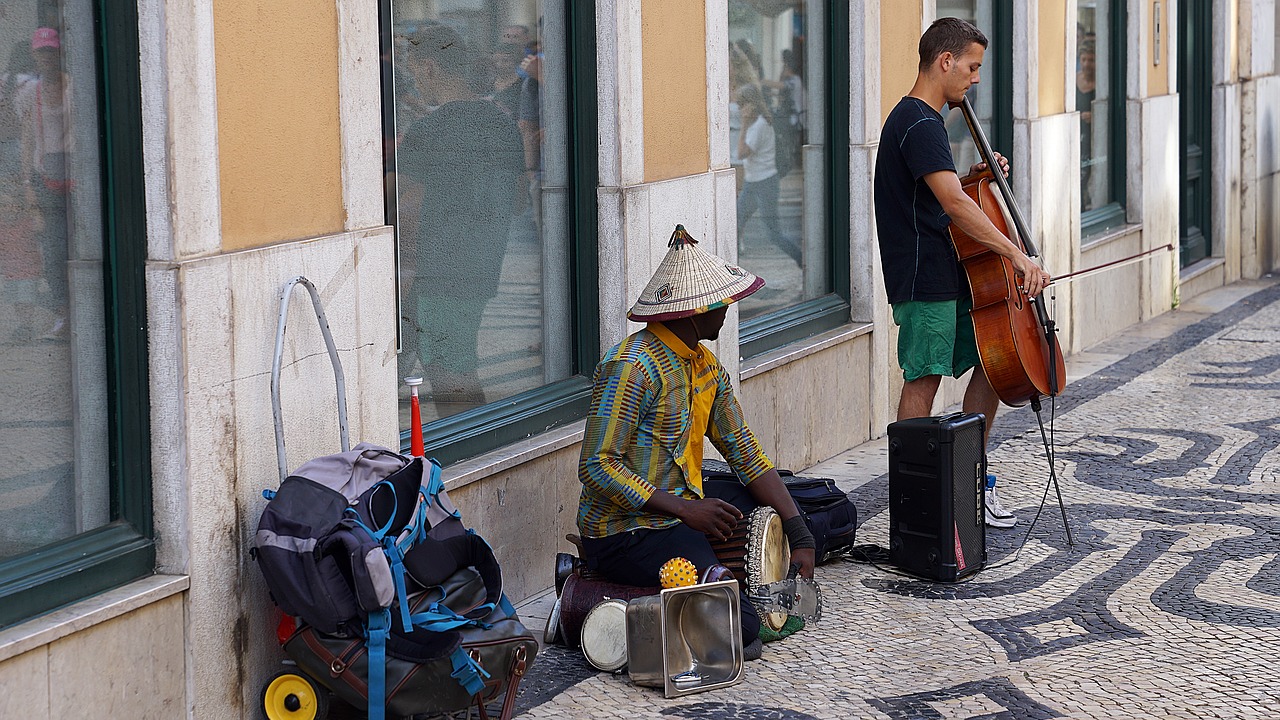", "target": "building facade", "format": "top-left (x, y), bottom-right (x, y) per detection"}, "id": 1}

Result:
top-left (0, 0), bottom-right (1276, 716)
